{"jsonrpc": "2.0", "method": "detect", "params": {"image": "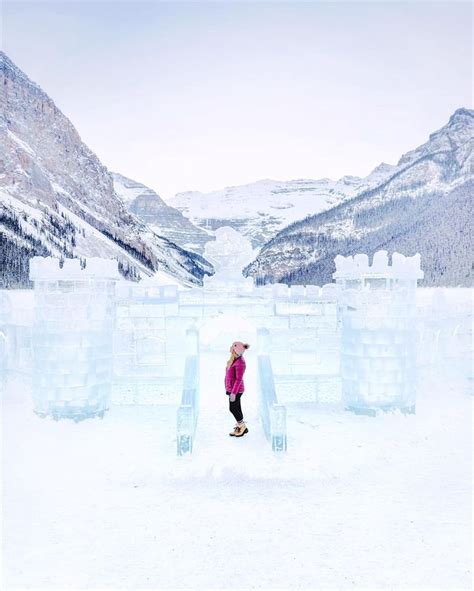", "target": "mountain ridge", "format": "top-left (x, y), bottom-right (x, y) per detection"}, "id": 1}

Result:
top-left (112, 172), bottom-right (213, 255)
top-left (243, 107), bottom-right (473, 287)
top-left (0, 51), bottom-right (214, 288)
